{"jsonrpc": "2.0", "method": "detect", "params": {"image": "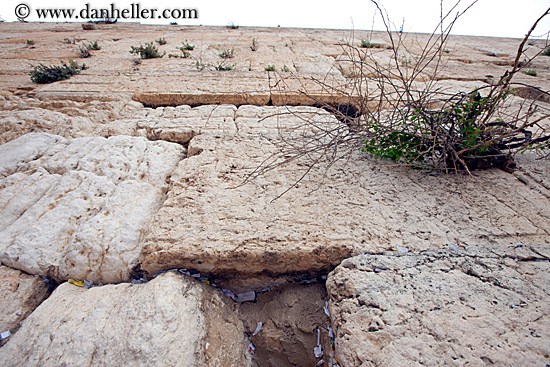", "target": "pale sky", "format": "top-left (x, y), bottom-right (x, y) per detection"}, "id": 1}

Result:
top-left (1, 0), bottom-right (549, 39)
